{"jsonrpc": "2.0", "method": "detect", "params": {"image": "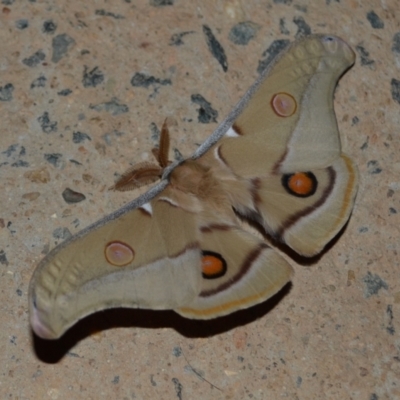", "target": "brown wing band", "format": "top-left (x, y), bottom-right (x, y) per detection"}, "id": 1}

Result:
top-left (200, 243), bottom-right (270, 297)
